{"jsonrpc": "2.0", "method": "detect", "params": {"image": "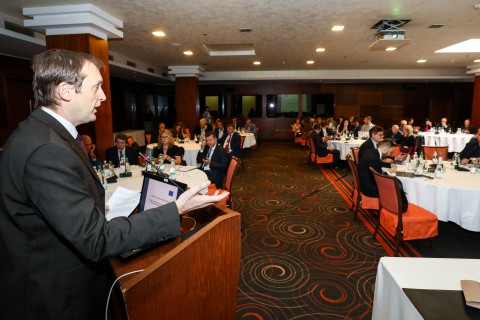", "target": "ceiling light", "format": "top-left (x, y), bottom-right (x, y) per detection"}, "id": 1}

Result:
top-left (253, 61), bottom-right (261, 65)
top-left (315, 48), bottom-right (326, 52)
top-left (183, 50), bottom-right (193, 55)
top-left (306, 60), bottom-right (314, 64)
top-left (385, 47), bottom-right (397, 51)
top-left (417, 59), bottom-right (427, 63)
top-left (474, 59), bottom-right (480, 63)
top-left (152, 31), bottom-right (166, 37)
top-left (474, 3), bottom-right (480, 10)
top-left (332, 25), bottom-right (344, 31)
top-left (436, 39), bottom-right (480, 53)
